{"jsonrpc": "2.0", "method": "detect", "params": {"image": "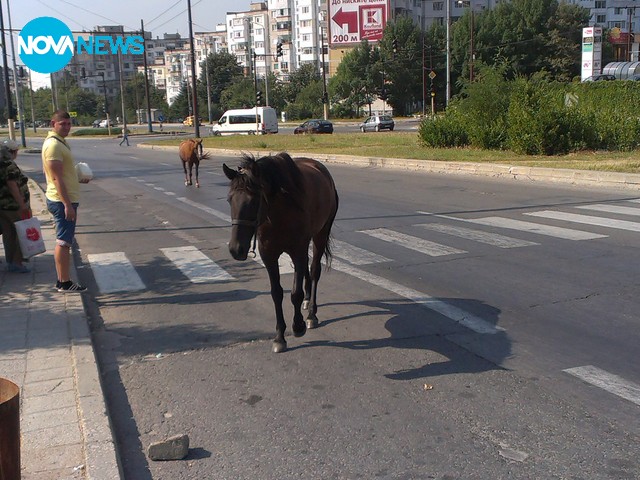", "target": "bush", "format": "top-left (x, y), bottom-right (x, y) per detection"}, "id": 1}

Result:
top-left (72, 127), bottom-right (123, 136)
top-left (418, 111), bottom-right (469, 148)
